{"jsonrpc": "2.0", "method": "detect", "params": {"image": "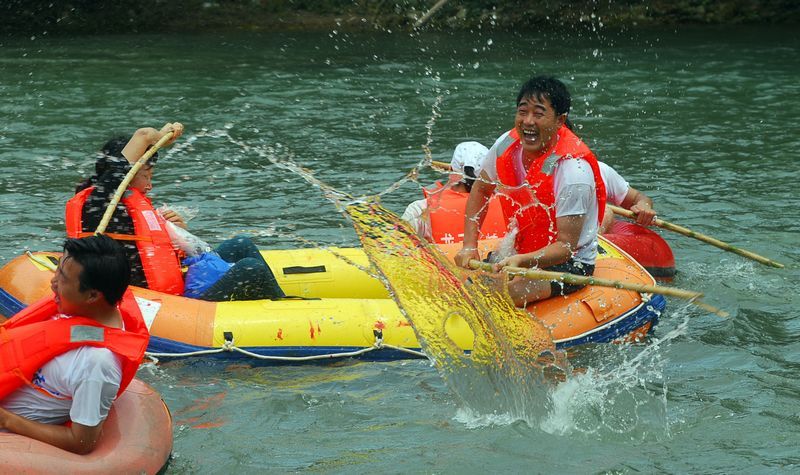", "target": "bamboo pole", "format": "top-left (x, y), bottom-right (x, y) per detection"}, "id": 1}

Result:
top-left (608, 204), bottom-right (784, 269)
top-left (468, 259), bottom-right (729, 318)
top-left (431, 160), bottom-right (451, 170)
top-left (94, 132), bottom-right (174, 235)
